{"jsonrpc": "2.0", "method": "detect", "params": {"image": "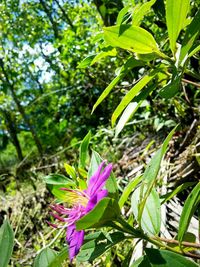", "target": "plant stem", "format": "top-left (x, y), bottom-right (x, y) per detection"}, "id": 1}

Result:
top-left (154, 236), bottom-right (200, 249)
top-left (113, 217), bottom-right (200, 259)
top-left (182, 78), bottom-right (200, 88)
